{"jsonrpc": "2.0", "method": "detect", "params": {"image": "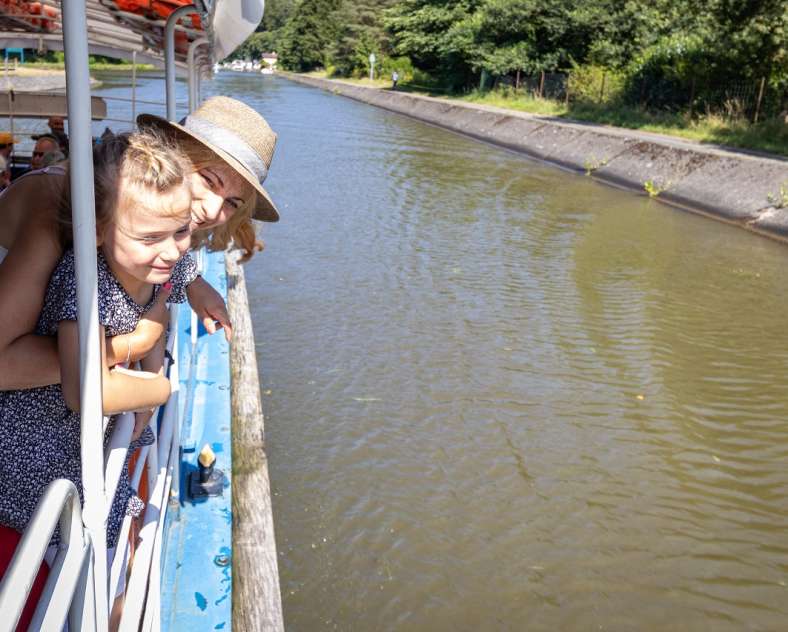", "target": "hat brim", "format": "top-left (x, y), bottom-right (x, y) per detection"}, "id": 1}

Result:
top-left (137, 113), bottom-right (279, 222)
